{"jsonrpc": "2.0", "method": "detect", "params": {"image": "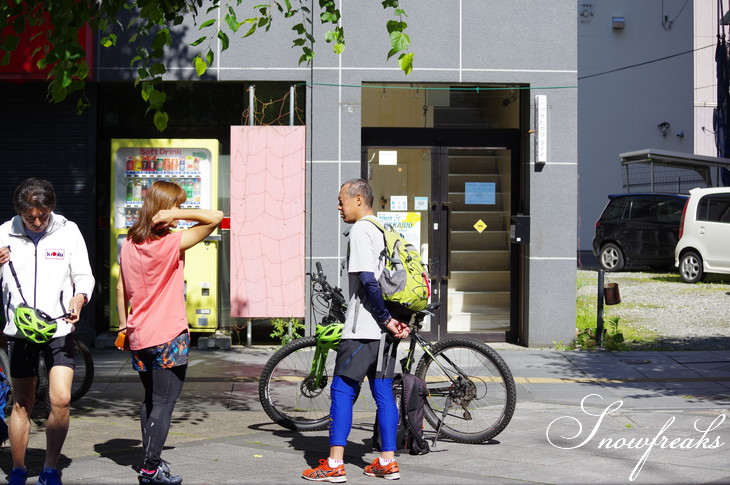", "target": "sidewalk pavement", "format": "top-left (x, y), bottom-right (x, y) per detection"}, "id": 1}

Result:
top-left (3, 343), bottom-right (730, 485)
